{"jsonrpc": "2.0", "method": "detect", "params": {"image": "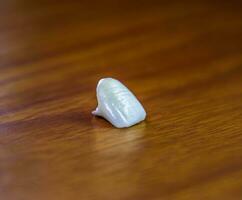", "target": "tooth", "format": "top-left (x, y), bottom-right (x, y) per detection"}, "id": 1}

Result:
top-left (92, 78), bottom-right (146, 128)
